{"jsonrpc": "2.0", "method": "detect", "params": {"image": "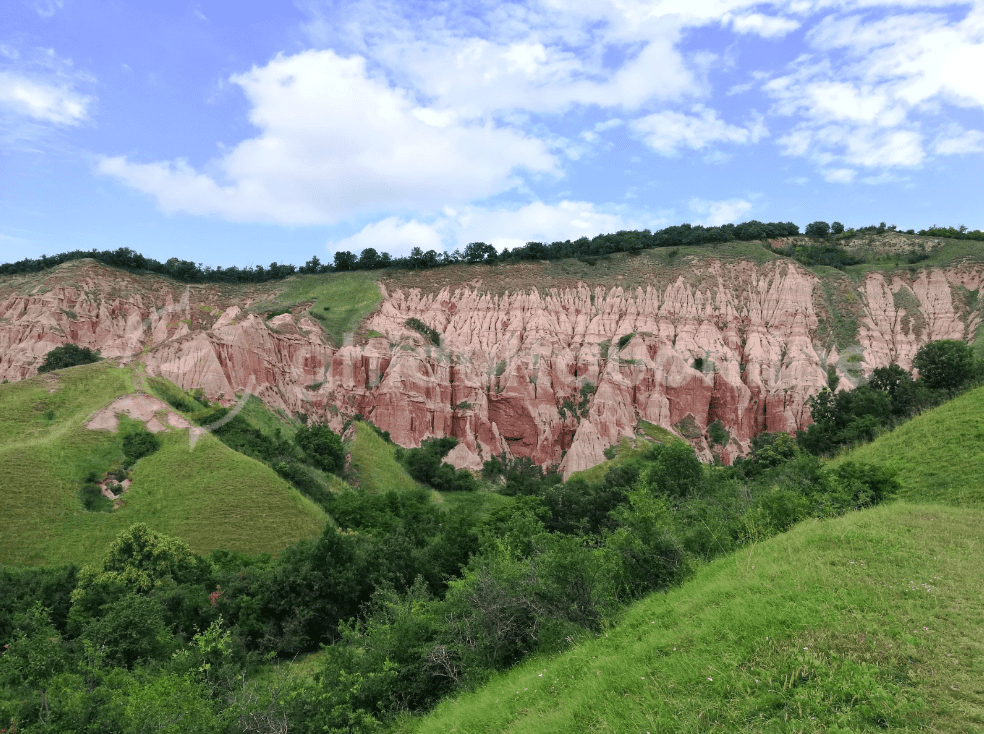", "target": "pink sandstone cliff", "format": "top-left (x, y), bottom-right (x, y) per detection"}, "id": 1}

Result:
top-left (1, 259), bottom-right (980, 476)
